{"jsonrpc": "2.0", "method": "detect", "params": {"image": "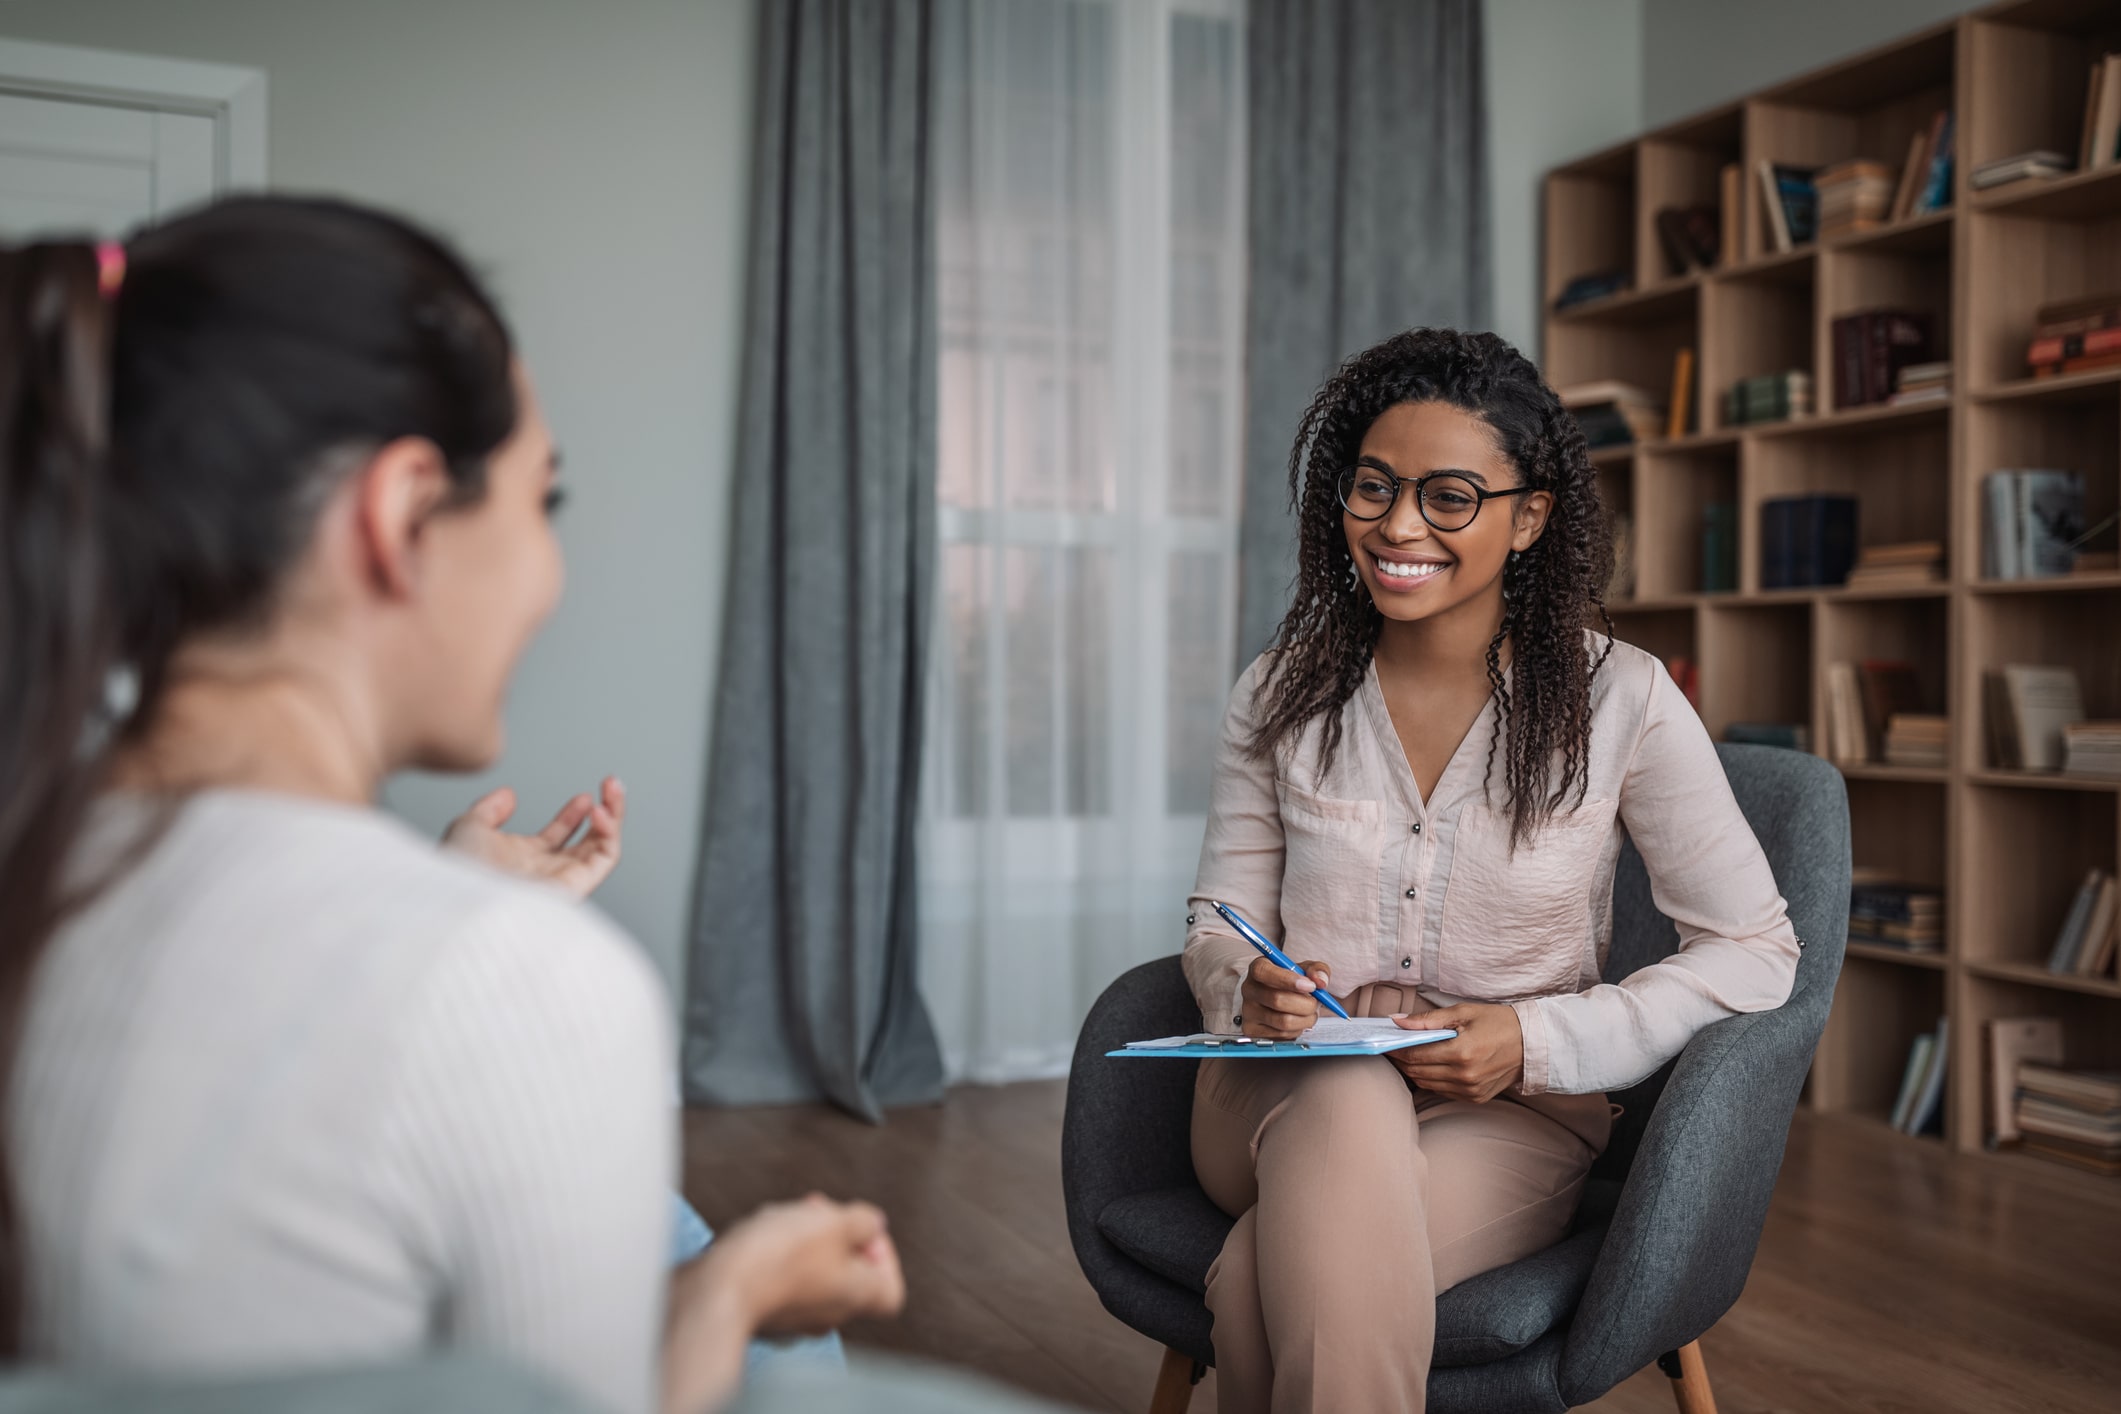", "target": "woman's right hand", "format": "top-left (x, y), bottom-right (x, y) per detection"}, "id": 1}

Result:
top-left (700, 1193), bottom-right (906, 1338)
top-left (1239, 955), bottom-right (1330, 1039)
